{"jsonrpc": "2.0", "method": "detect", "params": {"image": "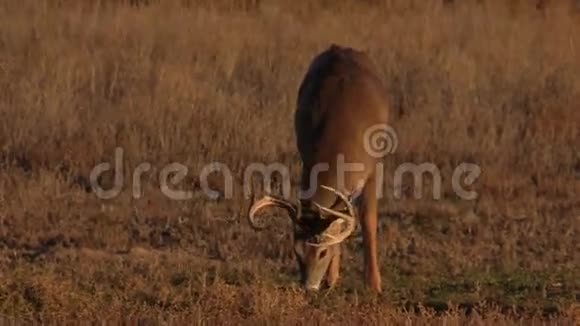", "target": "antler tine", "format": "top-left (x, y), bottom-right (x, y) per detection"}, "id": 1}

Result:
top-left (312, 203), bottom-right (354, 223)
top-left (248, 195), bottom-right (299, 230)
top-left (306, 185), bottom-right (359, 246)
top-left (306, 218), bottom-right (348, 247)
top-left (319, 185), bottom-right (356, 218)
